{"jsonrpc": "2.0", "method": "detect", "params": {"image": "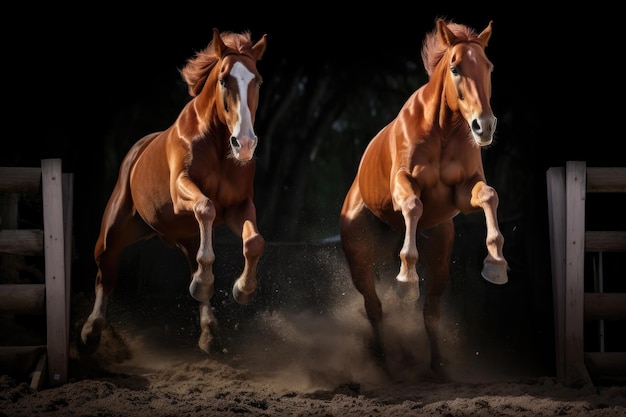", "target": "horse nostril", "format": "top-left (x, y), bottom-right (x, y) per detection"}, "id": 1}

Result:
top-left (472, 119), bottom-right (482, 134)
top-left (230, 136), bottom-right (239, 149)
